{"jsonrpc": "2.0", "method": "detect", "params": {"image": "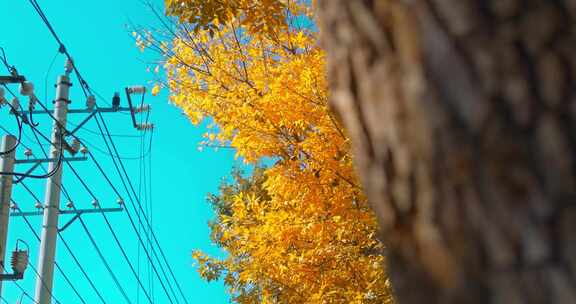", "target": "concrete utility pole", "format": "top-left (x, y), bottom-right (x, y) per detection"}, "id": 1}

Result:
top-left (0, 135), bottom-right (16, 296)
top-left (34, 61), bottom-right (72, 304)
top-left (0, 50), bottom-right (152, 301)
